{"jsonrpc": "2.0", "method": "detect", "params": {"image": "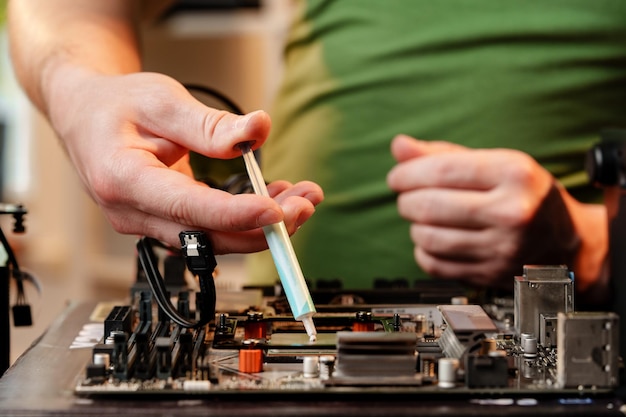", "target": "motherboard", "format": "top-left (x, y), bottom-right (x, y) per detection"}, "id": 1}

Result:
top-left (73, 261), bottom-right (620, 398)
